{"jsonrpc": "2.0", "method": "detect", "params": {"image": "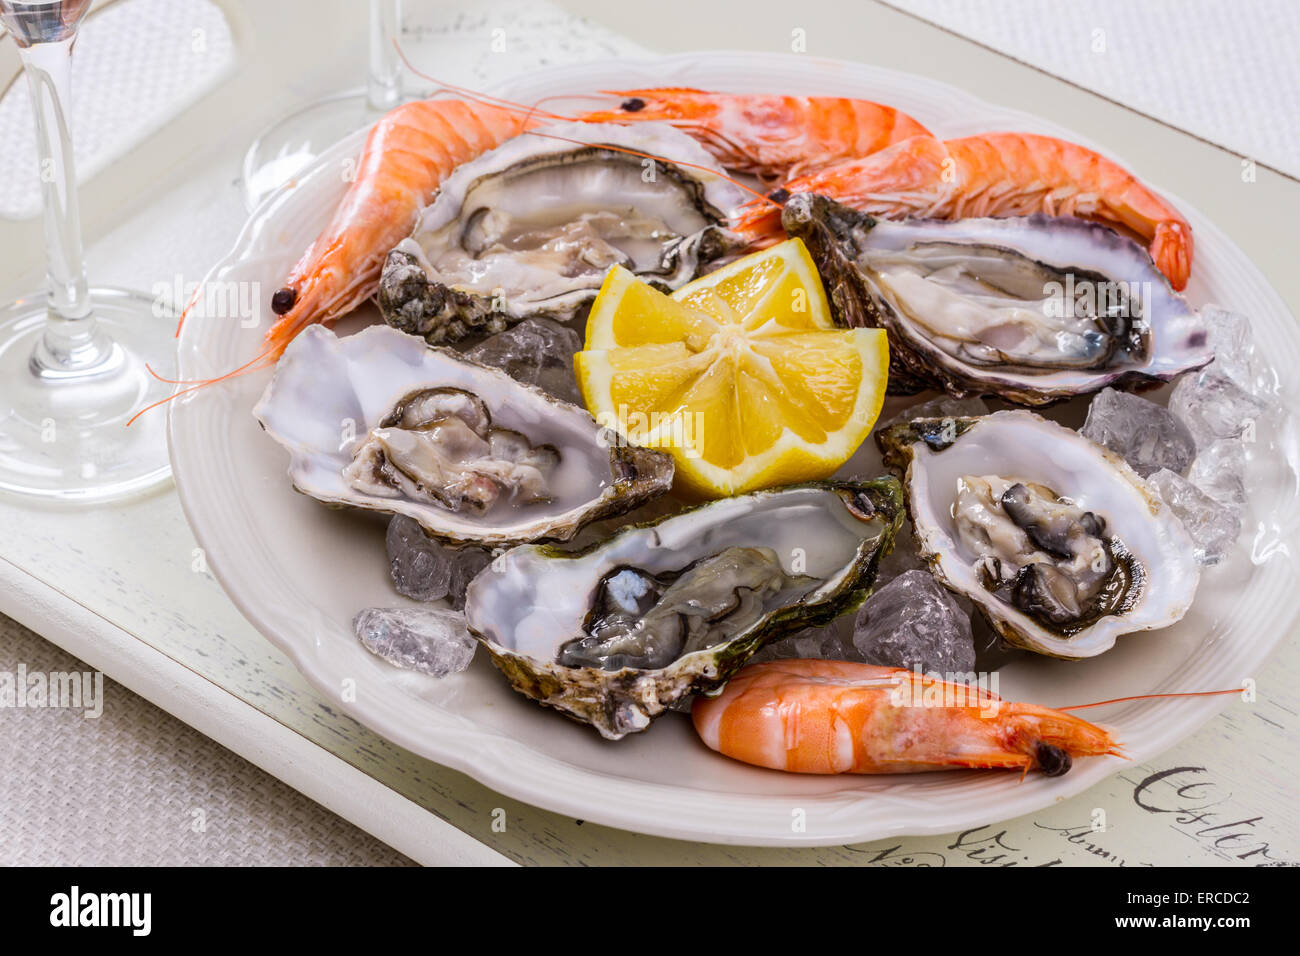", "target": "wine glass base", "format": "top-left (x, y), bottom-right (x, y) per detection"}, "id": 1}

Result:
top-left (241, 88), bottom-right (376, 211)
top-left (0, 288), bottom-right (176, 503)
